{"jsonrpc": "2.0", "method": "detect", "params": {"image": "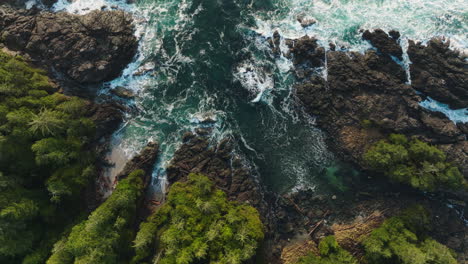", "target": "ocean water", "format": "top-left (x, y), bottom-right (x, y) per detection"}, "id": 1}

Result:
top-left (420, 97), bottom-right (468, 123)
top-left (52, 0), bottom-right (467, 194)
